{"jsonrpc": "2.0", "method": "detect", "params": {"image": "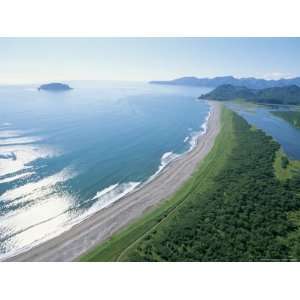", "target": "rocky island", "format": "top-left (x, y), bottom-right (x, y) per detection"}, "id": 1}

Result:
top-left (38, 82), bottom-right (72, 91)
